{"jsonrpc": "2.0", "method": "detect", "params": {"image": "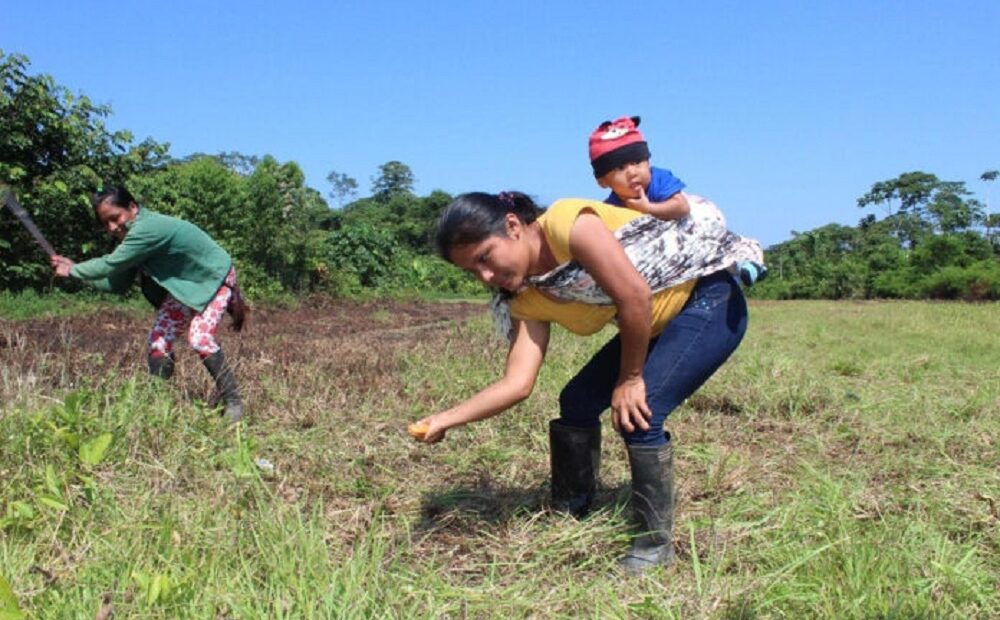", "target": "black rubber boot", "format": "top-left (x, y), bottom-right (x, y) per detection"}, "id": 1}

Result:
top-left (202, 350), bottom-right (244, 422)
top-left (549, 419), bottom-right (601, 518)
top-left (148, 353), bottom-right (175, 379)
top-left (619, 440), bottom-right (675, 573)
